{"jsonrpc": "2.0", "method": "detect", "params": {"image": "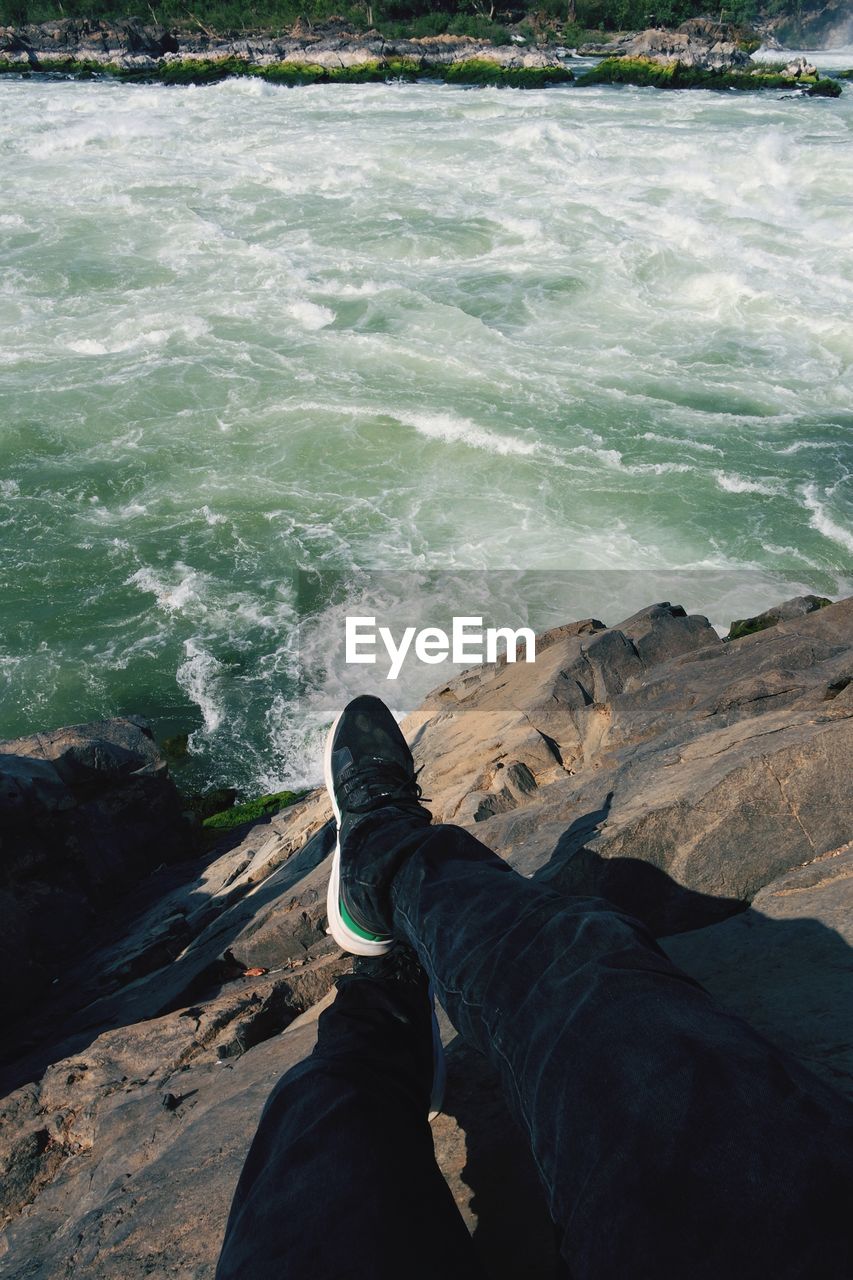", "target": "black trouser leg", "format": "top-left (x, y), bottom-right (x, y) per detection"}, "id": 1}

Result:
top-left (216, 971), bottom-right (486, 1280)
top-left (376, 819), bottom-right (853, 1280)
